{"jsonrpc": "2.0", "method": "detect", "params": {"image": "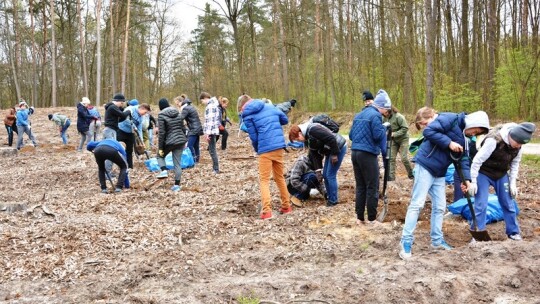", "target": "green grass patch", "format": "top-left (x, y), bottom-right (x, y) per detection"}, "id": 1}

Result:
top-left (521, 155), bottom-right (540, 178)
top-left (237, 292), bottom-right (260, 304)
